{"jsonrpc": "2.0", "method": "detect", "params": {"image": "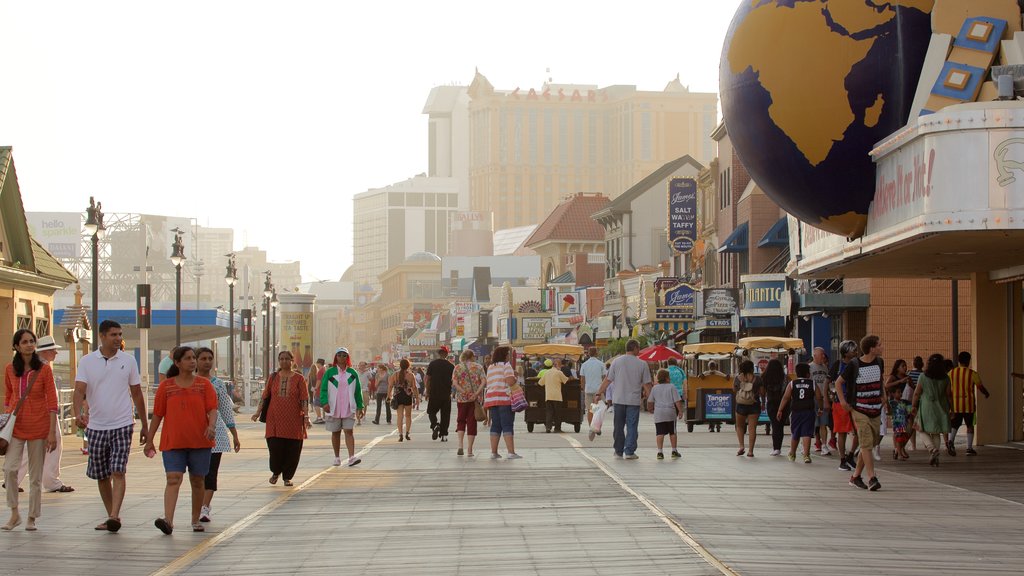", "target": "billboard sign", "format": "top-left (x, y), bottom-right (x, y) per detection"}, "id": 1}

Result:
top-left (668, 178), bottom-right (698, 254)
top-left (25, 212), bottom-right (81, 259)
